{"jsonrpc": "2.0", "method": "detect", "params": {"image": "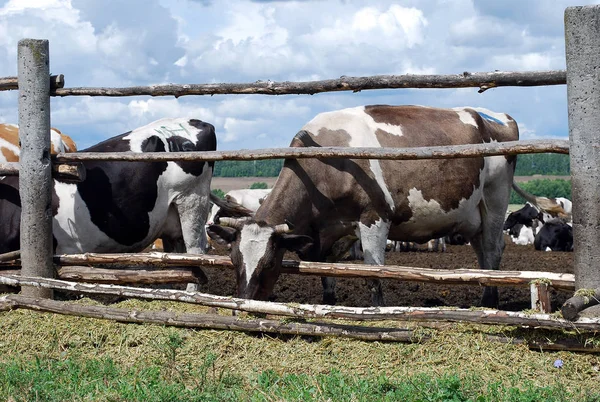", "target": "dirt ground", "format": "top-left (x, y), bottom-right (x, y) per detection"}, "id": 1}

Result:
top-left (198, 237), bottom-right (573, 312)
